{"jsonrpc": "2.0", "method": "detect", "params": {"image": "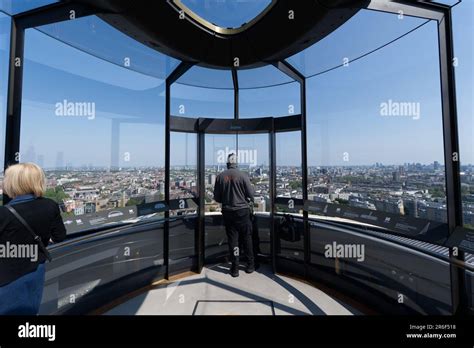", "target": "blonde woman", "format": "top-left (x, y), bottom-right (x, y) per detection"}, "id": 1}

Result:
top-left (0, 163), bottom-right (66, 315)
